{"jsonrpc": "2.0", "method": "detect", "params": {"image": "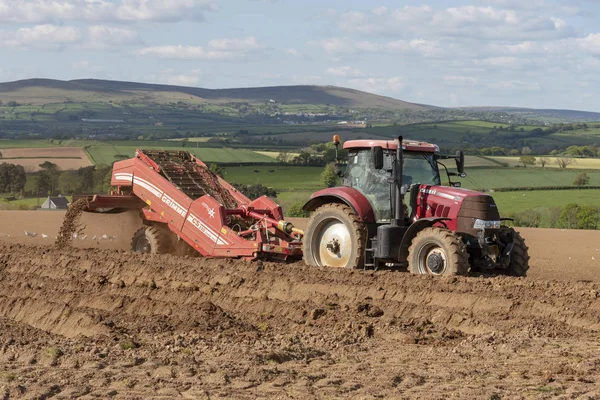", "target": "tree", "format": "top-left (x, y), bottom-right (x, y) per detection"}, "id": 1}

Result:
top-left (34, 172), bottom-right (53, 196)
top-left (57, 171), bottom-right (80, 194)
top-left (276, 151), bottom-right (289, 163)
top-left (556, 156), bottom-right (574, 169)
top-left (538, 157), bottom-right (548, 168)
top-left (558, 203), bottom-right (580, 229)
top-left (286, 201), bottom-right (310, 217)
top-left (0, 163), bottom-right (26, 194)
top-left (577, 205), bottom-right (599, 230)
top-left (573, 172), bottom-right (590, 186)
top-left (208, 164), bottom-right (223, 178)
top-left (38, 161), bottom-right (59, 195)
top-left (519, 155), bottom-right (536, 168)
top-left (321, 163), bottom-right (337, 188)
top-left (521, 146), bottom-right (533, 155)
